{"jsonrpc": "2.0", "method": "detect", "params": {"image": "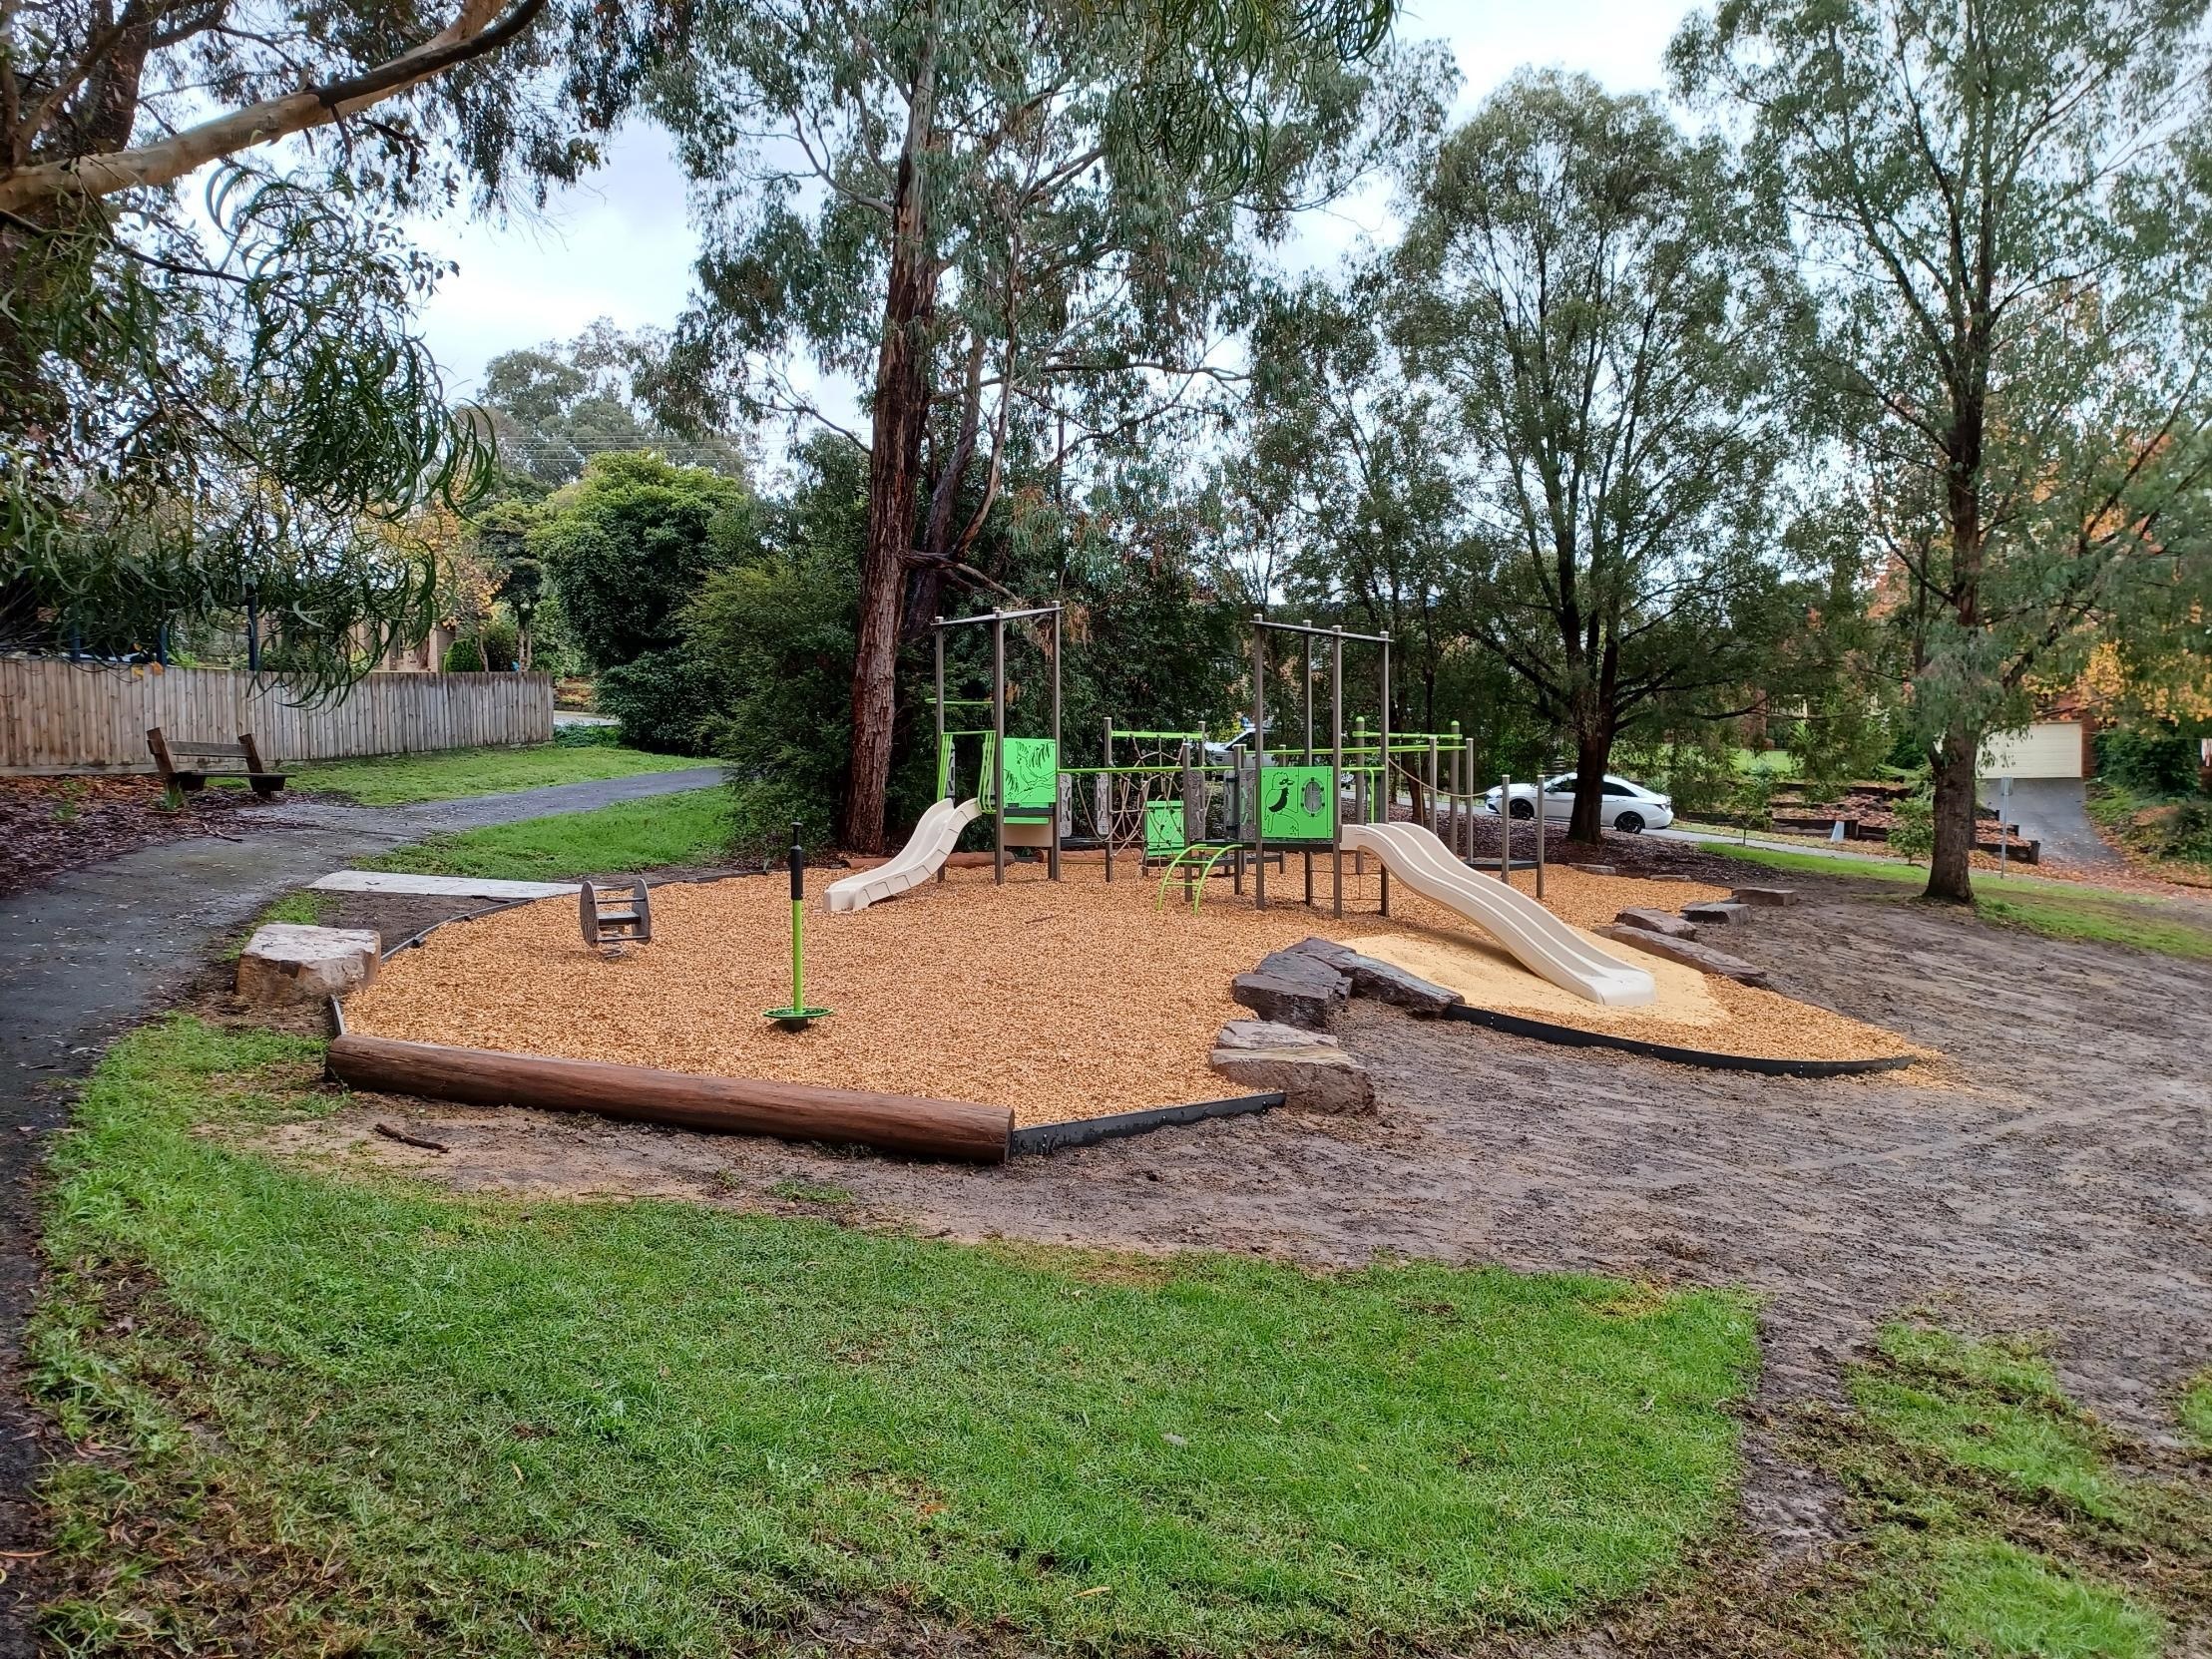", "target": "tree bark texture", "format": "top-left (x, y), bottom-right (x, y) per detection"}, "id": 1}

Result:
top-left (842, 23), bottom-right (939, 855)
